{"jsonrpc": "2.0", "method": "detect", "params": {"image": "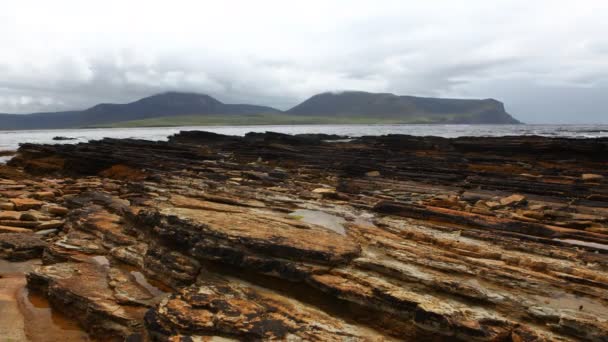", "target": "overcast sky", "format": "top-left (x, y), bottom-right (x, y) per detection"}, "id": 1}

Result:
top-left (1, 0), bottom-right (607, 123)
